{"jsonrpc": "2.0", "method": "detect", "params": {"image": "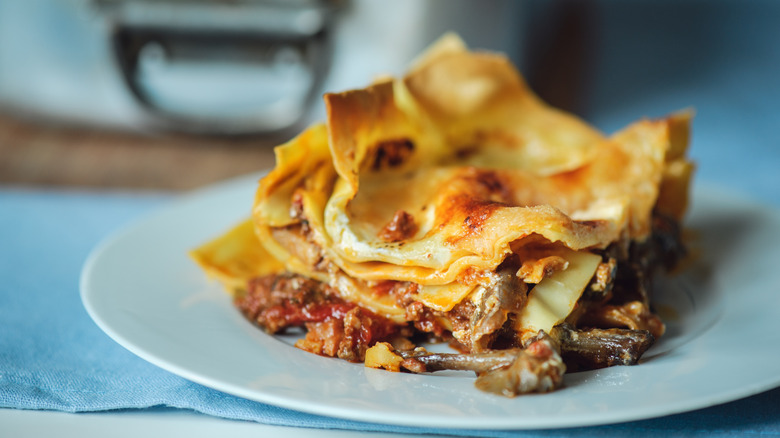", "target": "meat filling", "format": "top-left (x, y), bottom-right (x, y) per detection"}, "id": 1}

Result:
top-left (378, 210), bottom-right (419, 242)
top-left (236, 274), bottom-right (406, 361)
top-left (236, 212), bottom-right (684, 395)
